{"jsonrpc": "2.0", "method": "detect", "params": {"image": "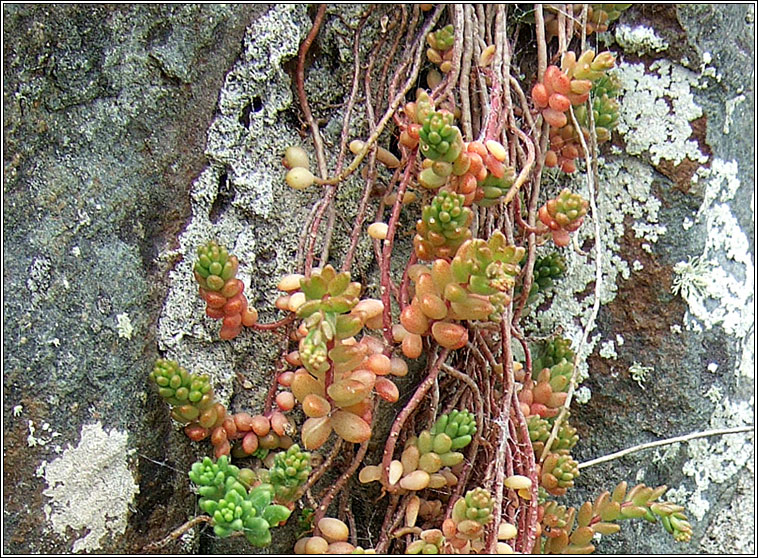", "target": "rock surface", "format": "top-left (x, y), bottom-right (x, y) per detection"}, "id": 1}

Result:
top-left (3, 4), bottom-right (753, 554)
